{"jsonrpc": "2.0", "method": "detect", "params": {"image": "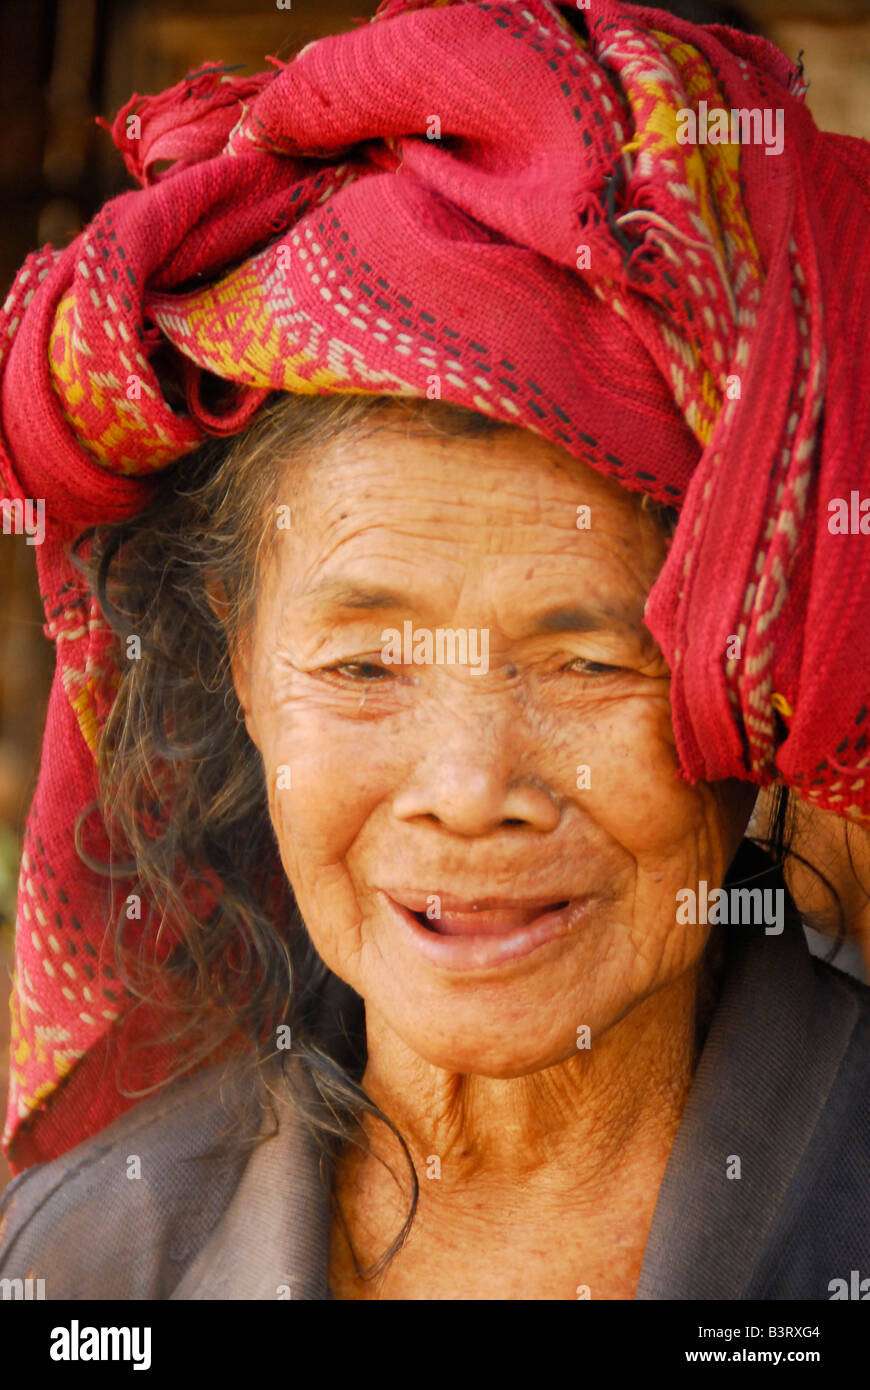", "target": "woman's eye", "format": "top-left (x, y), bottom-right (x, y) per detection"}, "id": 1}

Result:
top-left (564, 657), bottom-right (620, 676)
top-left (326, 661), bottom-right (394, 681)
